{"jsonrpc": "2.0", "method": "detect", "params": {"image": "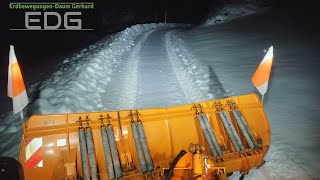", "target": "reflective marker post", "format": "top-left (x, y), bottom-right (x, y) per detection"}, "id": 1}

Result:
top-left (20, 111), bottom-right (27, 137)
